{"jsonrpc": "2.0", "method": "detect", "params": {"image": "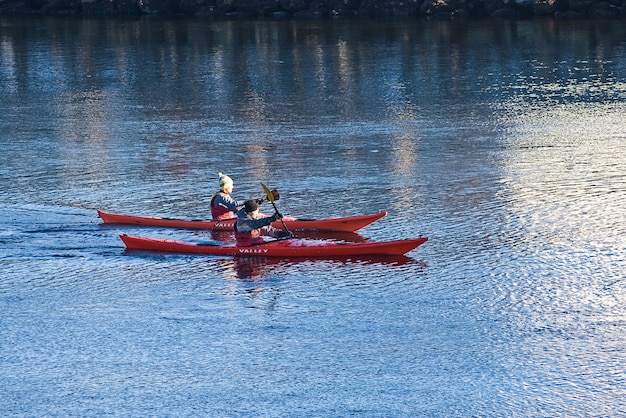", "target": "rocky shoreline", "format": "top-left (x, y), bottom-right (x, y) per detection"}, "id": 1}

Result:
top-left (1, 0), bottom-right (624, 19)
